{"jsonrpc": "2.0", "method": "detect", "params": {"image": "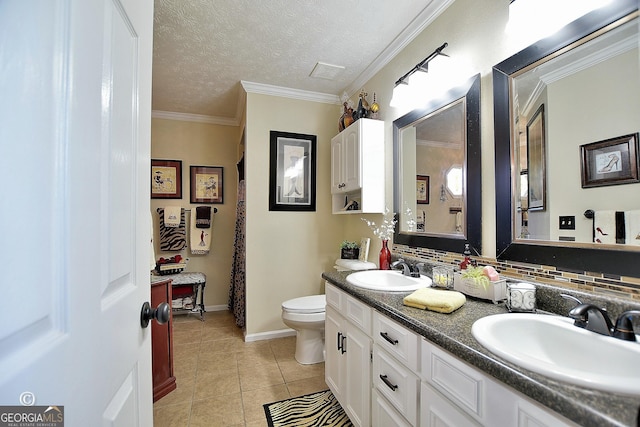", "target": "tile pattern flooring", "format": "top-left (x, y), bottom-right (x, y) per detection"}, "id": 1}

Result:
top-left (153, 310), bottom-right (327, 427)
